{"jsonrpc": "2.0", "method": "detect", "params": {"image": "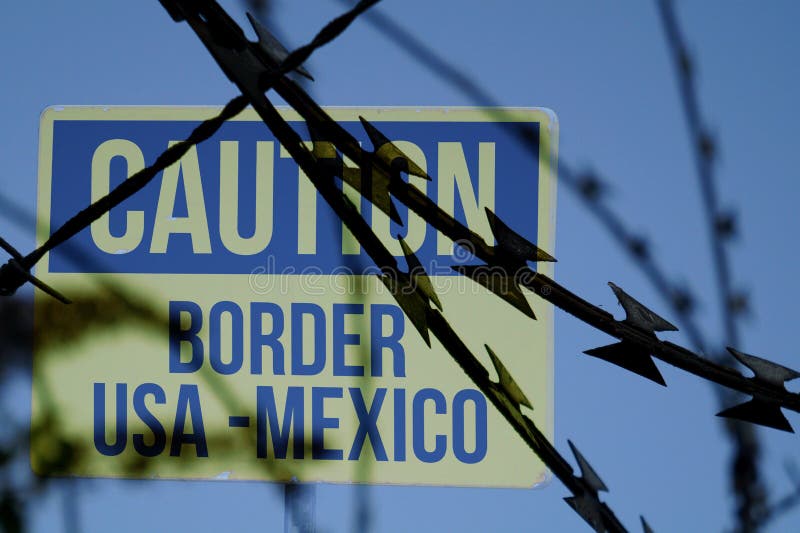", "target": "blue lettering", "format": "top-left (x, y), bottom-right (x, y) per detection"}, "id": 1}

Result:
top-left (256, 386), bottom-right (304, 459)
top-left (170, 384), bottom-right (208, 457)
top-left (347, 388), bottom-right (387, 461)
top-left (209, 301), bottom-right (244, 375)
top-left (394, 388), bottom-right (406, 461)
top-left (333, 303), bottom-right (364, 376)
top-left (133, 383), bottom-right (167, 457)
top-left (93, 382), bottom-right (127, 456)
top-left (169, 301), bottom-right (204, 373)
top-left (291, 303), bottom-right (326, 376)
top-left (412, 388), bottom-right (447, 463)
top-left (452, 389), bottom-right (487, 464)
top-left (312, 387), bottom-right (342, 460)
top-left (251, 302), bottom-right (285, 375)
top-left (370, 304), bottom-right (405, 377)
